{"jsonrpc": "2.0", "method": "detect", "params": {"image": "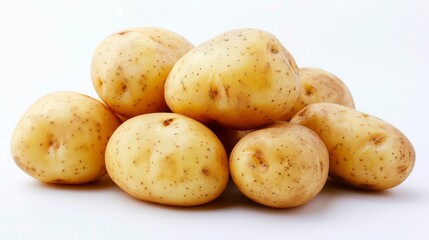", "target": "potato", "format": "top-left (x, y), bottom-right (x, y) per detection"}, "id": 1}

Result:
top-left (290, 103), bottom-right (415, 190)
top-left (210, 126), bottom-right (253, 156)
top-left (91, 27), bottom-right (194, 118)
top-left (10, 91), bottom-right (122, 184)
top-left (229, 122), bottom-right (329, 208)
top-left (281, 67), bottom-right (355, 121)
top-left (105, 112), bottom-right (229, 206)
top-left (164, 28), bottom-right (300, 130)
